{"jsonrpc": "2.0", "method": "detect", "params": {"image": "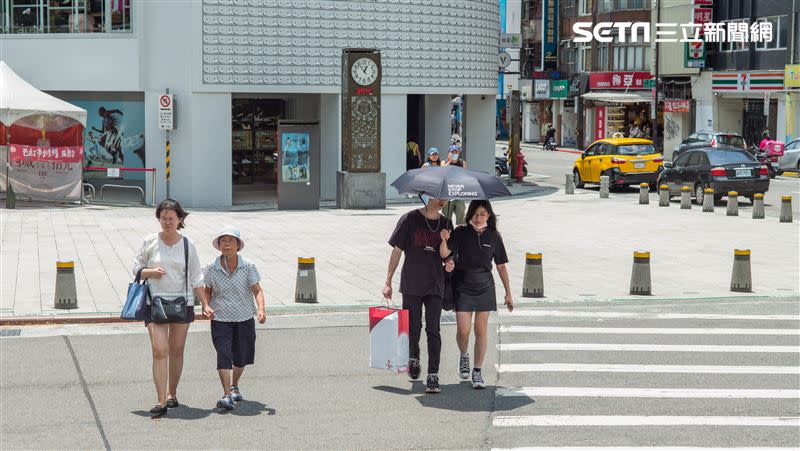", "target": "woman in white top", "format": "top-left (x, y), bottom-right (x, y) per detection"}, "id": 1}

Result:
top-left (132, 199), bottom-right (213, 417)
